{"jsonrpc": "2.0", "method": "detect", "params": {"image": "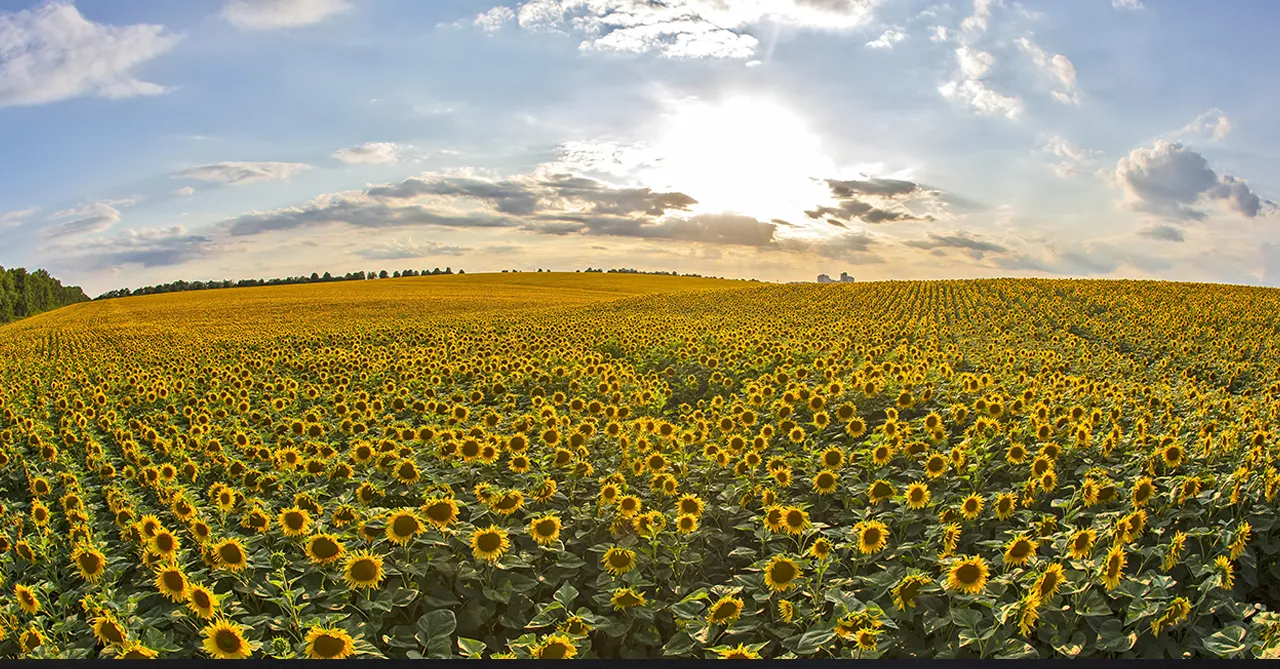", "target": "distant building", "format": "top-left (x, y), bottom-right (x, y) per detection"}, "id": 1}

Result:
top-left (817, 272), bottom-right (855, 283)
top-left (839, 272), bottom-right (854, 283)
top-left (817, 274), bottom-right (833, 283)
